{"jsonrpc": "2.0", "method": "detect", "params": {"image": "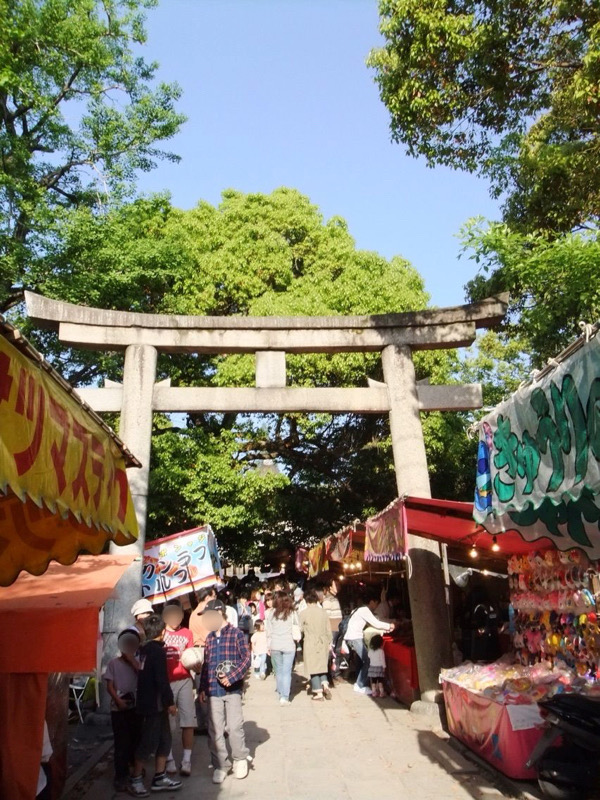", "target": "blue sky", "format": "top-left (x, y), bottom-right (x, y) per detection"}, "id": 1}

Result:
top-left (136, 0), bottom-right (501, 307)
